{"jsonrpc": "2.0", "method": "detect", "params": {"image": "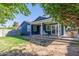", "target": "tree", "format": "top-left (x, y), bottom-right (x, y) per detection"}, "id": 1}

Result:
top-left (13, 21), bottom-right (19, 27)
top-left (0, 3), bottom-right (31, 24)
top-left (40, 4), bottom-right (79, 27)
top-left (13, 21), bottom-right (19, 29)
